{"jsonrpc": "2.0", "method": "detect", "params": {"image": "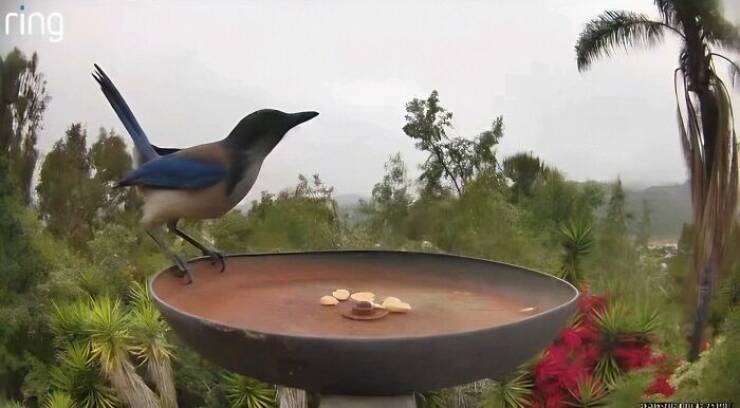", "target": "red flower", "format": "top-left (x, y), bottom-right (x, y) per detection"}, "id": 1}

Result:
top-left (578, 293), bottom-right (607, 315)
top-left (613, 344), bottom-right (652, 370)
top-left (645, 373), bottom-right (674, 397)
top-left (560, 328), bottom-right (583, 348)
top-left (573, 324), bottom-right (600, 344)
